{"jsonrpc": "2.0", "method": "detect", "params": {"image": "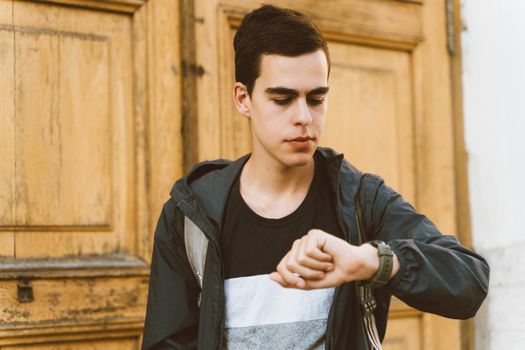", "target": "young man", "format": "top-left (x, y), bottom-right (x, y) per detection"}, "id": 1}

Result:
top-left (141, 5), bottom-right (489, 350)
